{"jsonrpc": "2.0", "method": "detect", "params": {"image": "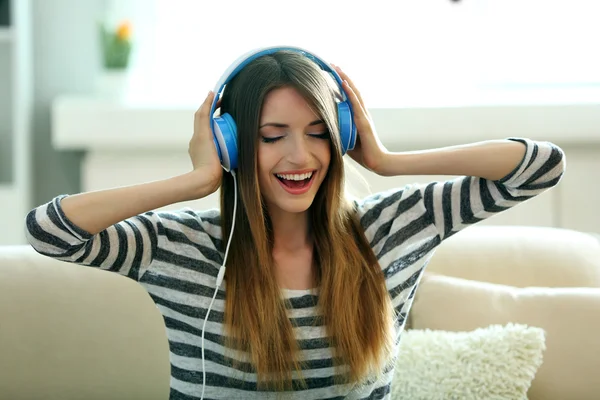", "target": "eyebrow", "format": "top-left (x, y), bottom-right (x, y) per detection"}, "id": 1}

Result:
top-left (259, 119), bottom-right (324, 129)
